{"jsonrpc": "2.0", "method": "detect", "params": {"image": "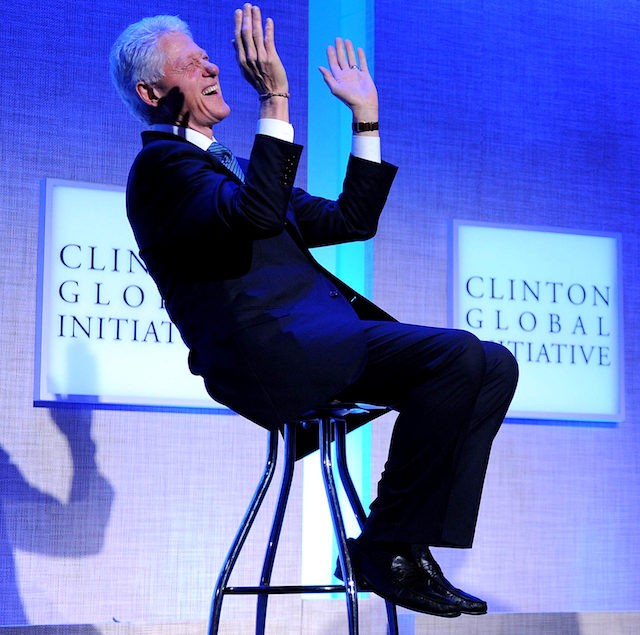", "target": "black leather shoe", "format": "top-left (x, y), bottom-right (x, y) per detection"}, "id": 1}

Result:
top-left (335, 538), bottom-right (461, 618)
top-left (410, 545), bottom-right (488, 615)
